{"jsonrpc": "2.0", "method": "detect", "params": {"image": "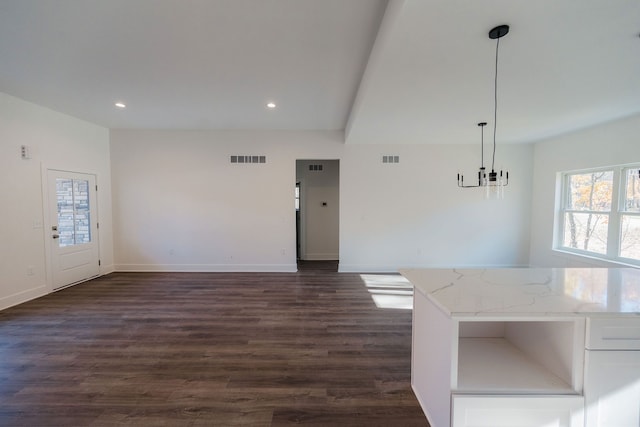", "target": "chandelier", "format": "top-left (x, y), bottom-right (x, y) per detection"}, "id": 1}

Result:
top-left (457, 25), bottom-right (510, 198)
